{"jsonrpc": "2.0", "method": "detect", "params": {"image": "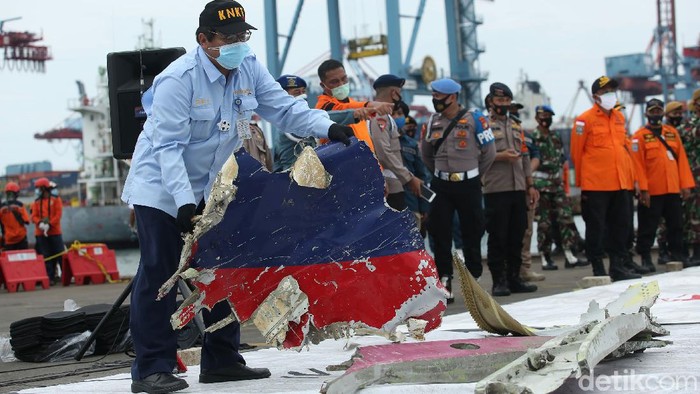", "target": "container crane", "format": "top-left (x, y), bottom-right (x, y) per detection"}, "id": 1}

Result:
top-left (262, 0), bottom-right (486, 109)
top-left (0, 17), bottom-right (52, 72)
top-left (605, 0), bottom-right (699, 124)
